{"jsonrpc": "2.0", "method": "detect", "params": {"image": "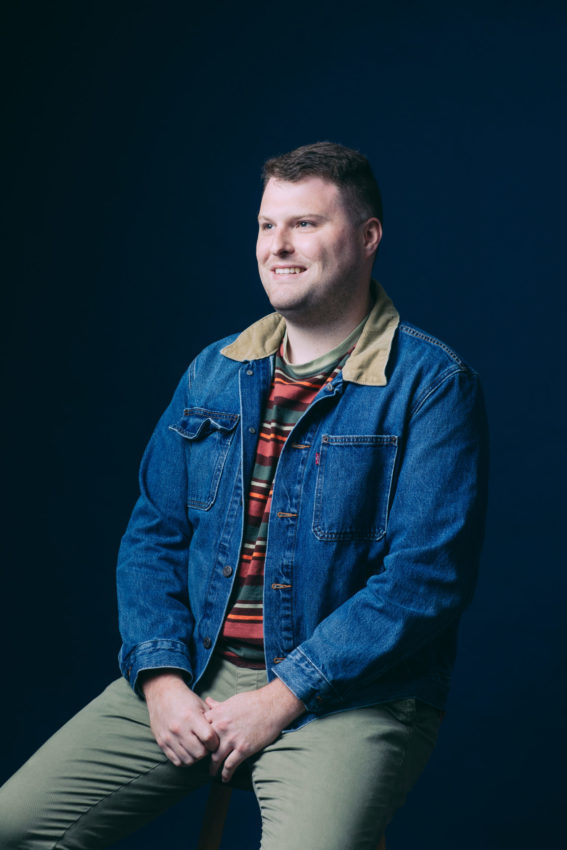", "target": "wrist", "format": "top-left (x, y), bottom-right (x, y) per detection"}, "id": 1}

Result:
top-left (140, 668), bottom-right (189, 699)
top-left (264, 677), bottom-right (306, 725)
